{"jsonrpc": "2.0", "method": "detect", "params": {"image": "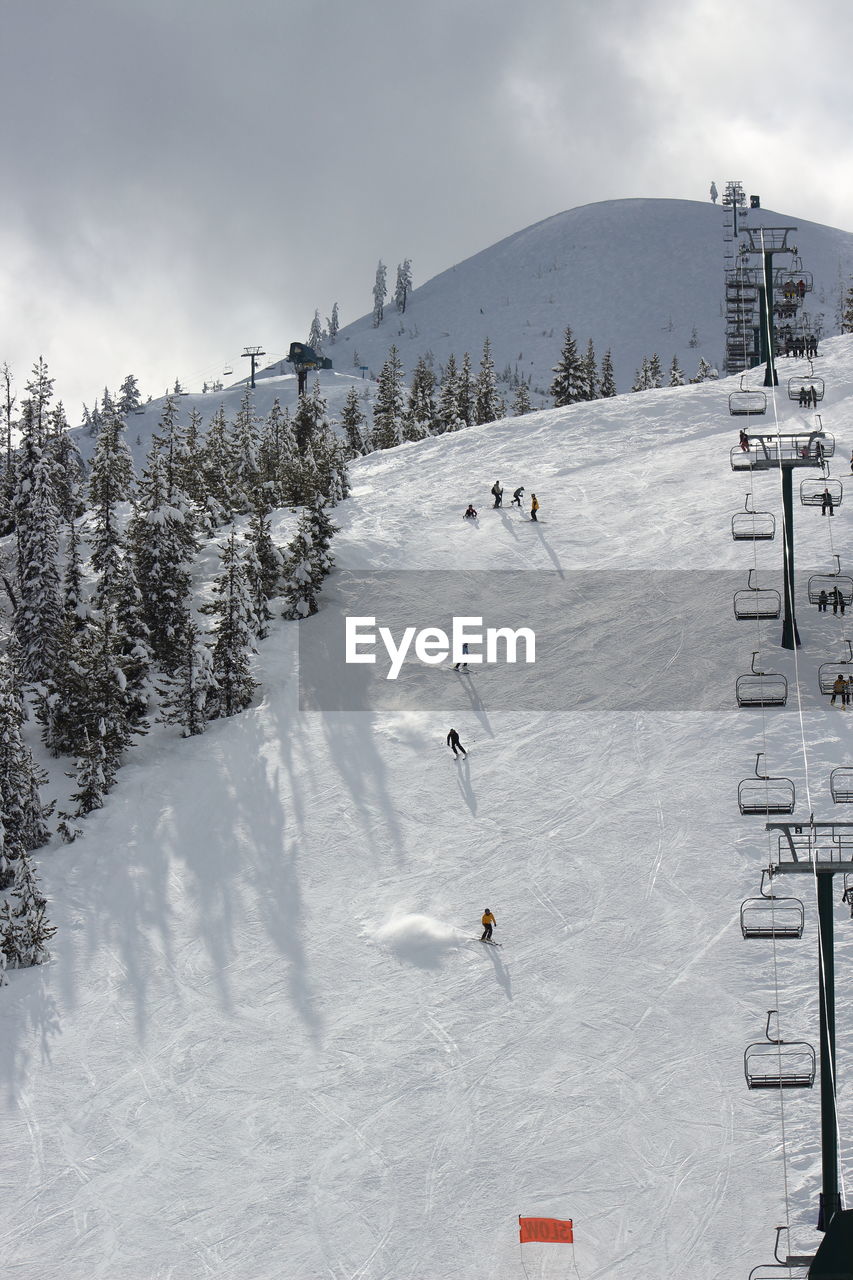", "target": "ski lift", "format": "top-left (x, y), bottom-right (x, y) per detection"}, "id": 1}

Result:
top-left (818, 640), bottom-right (853, 695)
top-left (808, 556), bottom-right (853, 607)
top-left (744, 1010), bottom-right (815, 1089)
top-left (223, 364), bottom-right (233, 376)
top-left (729, 376), bottom-right (767, 417)
top-left (732, 493), bottom-right (775, 541)
top-left (830, 768), bottom-right (853, 803)
top-left (736, 652), bottom-right (787, 708)
top-left (788, 376), bottom-right (824, 403)
top-left (740, 871), bottom-right (804, 938)
top-left (734, 569), bottom-right (781, 621)
top-left (738, 752), bottom-right (795, 815)
top-left (747, 1225), bottom-right (816, 1279)
top-left (801, 476), bottom-right (842, 509)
